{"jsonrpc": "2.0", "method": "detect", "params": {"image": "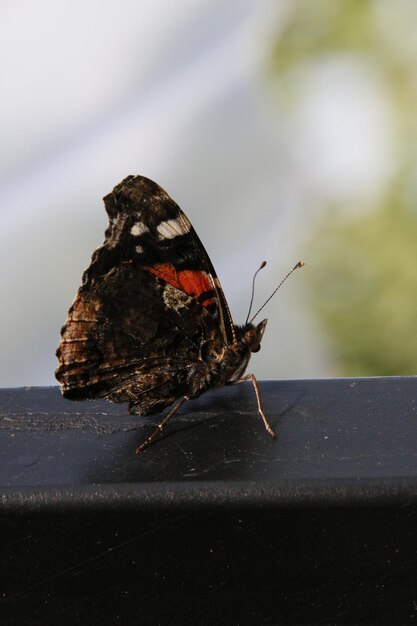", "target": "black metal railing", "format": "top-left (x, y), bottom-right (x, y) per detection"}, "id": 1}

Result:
top-left (1, 378), bottom-right (417, 624)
